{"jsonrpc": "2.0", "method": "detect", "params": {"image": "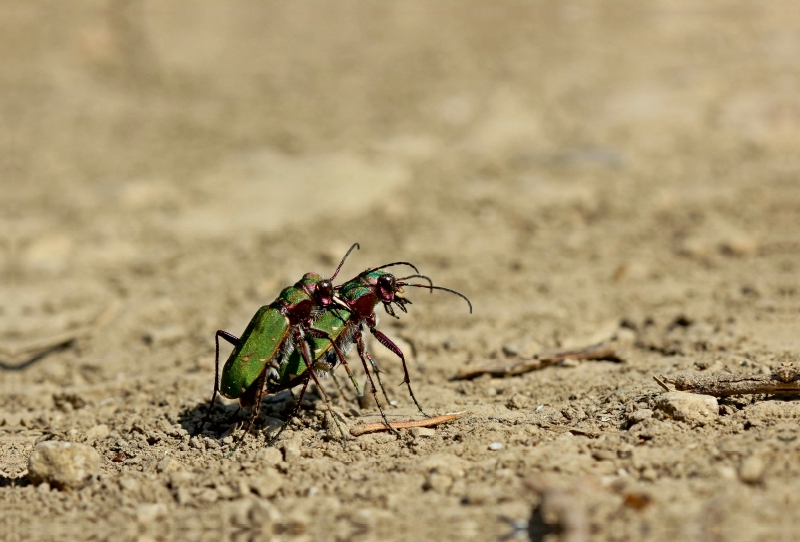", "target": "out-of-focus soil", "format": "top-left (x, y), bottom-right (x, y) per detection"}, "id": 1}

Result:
top-left (2, 2), bottom-right (799, 540)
